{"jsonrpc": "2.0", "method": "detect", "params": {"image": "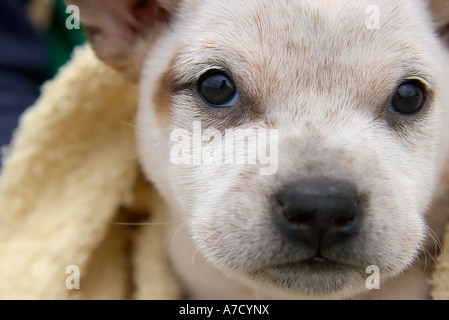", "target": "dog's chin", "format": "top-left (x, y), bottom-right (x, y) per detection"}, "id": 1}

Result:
top-left (221, 258), bottom-right (382, 299)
